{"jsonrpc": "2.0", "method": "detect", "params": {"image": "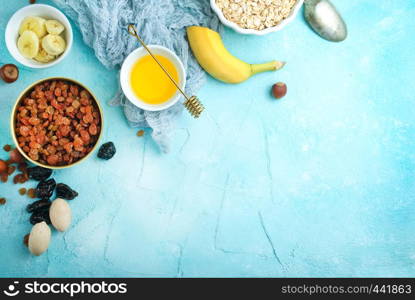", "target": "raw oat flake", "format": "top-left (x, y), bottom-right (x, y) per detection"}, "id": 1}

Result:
top-left (216, 0), bottom-right (297, 30)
